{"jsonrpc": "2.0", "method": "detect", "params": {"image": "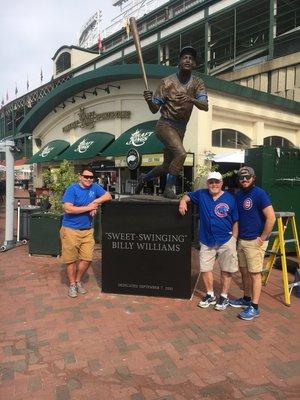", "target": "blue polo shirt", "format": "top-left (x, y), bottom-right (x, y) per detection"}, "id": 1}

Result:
top-left (188, 189), bottom-right (238, 247)
top-left (62, 182), bottom-right (106, 229)
top-left (236, 186), bottom-right (271, 240)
